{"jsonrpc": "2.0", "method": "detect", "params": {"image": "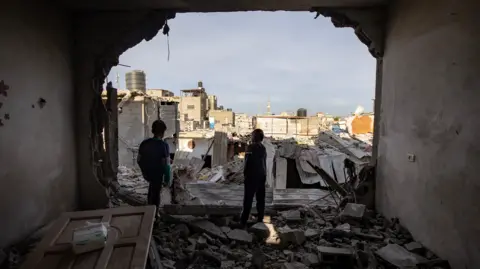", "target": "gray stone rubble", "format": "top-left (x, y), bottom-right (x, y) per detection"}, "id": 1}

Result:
top-left (148, 204), bottom-right (451, 269)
